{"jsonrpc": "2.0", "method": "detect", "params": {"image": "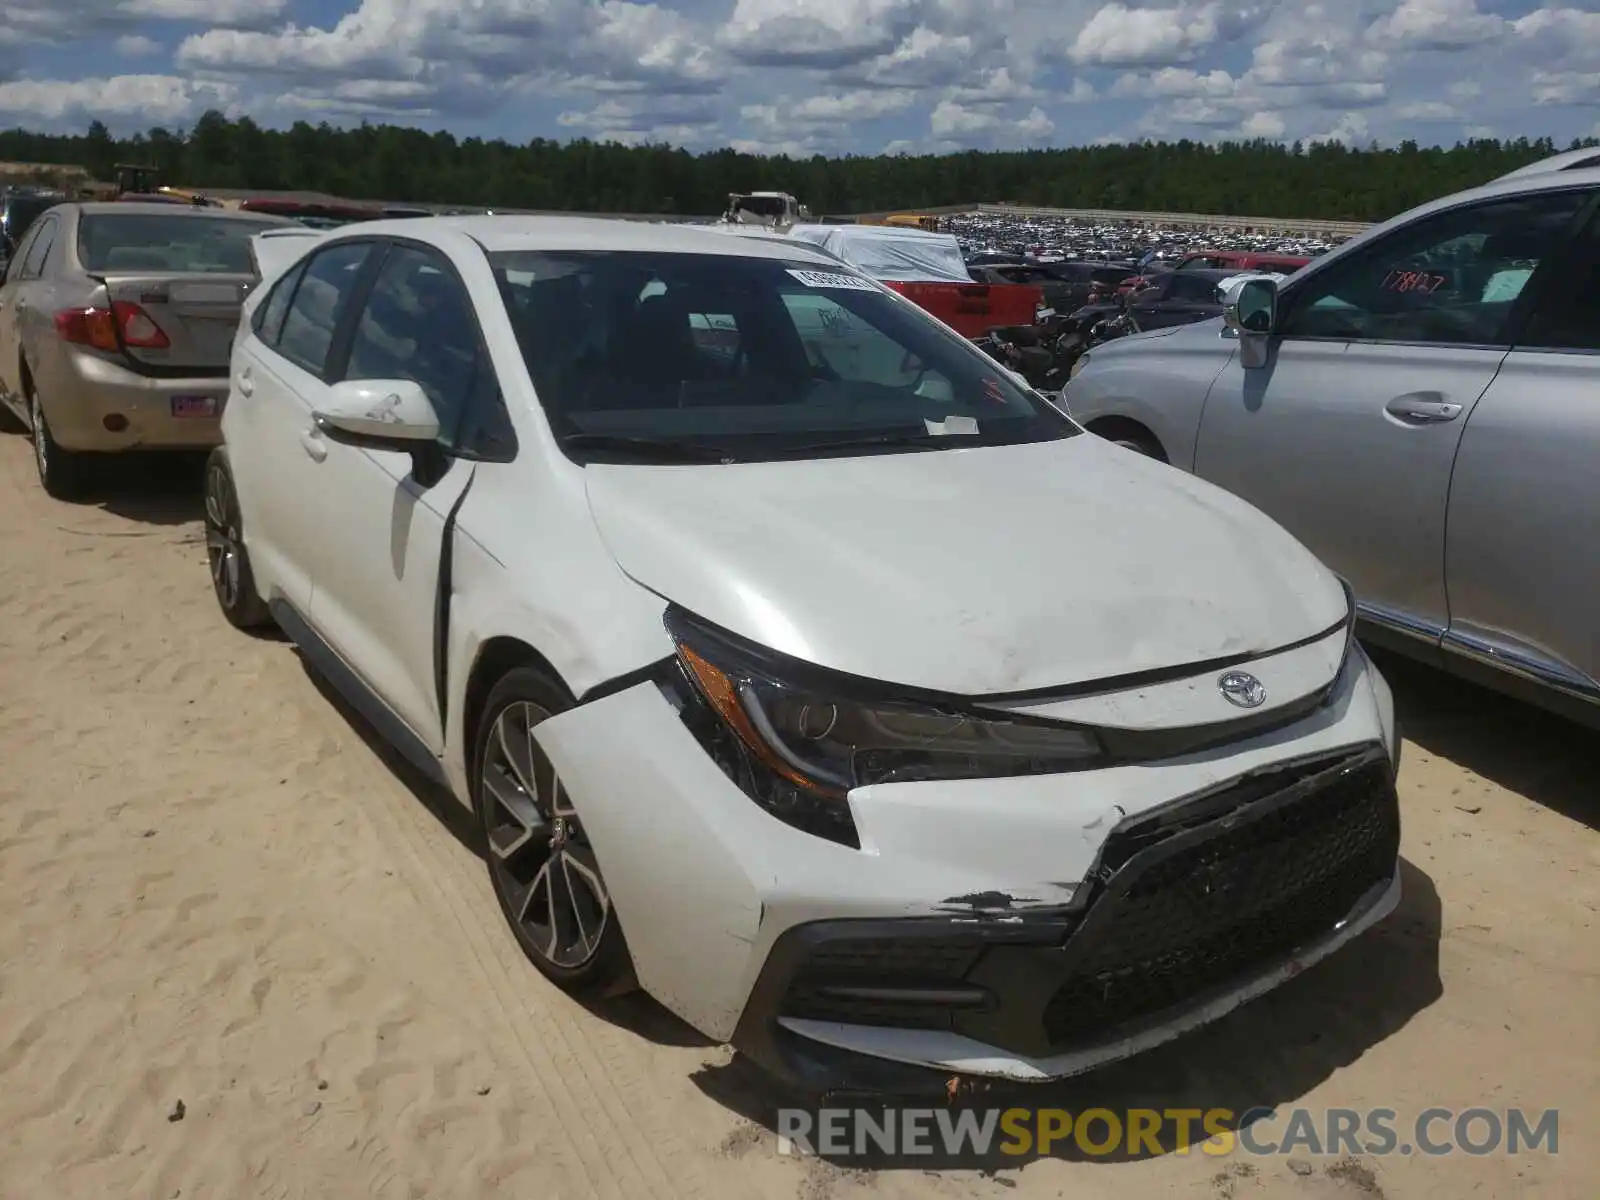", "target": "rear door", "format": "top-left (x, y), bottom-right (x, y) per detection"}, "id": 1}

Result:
top-left (1440, 194), bottom-right (1600, 700)
top-left (227, 237), bottom-right (380, 614)
top-left (0, 220), bottom-right (44, 401)
top-left (9, 215), bottom-right (62, 389)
